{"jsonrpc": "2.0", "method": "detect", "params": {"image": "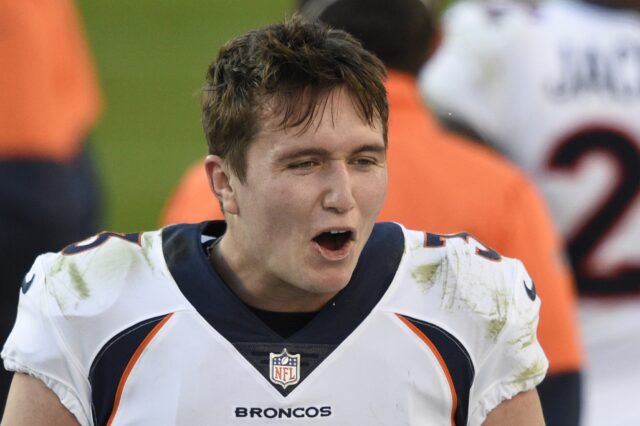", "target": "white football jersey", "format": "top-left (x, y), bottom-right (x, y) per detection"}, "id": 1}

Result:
top-left (421, 1), bottom-right (640, 423)
top-left (2, 222), bottom-right (546, 426)
top-left (422, 0), bottom-right (640, 296)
